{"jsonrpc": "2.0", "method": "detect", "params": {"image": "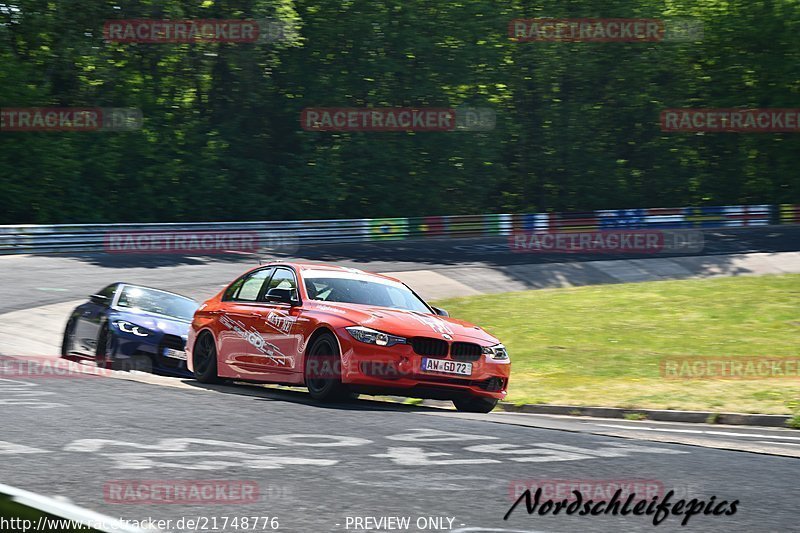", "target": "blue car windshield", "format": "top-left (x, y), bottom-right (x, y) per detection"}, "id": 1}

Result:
top-left (116, 286), bottom-right (197, 321)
